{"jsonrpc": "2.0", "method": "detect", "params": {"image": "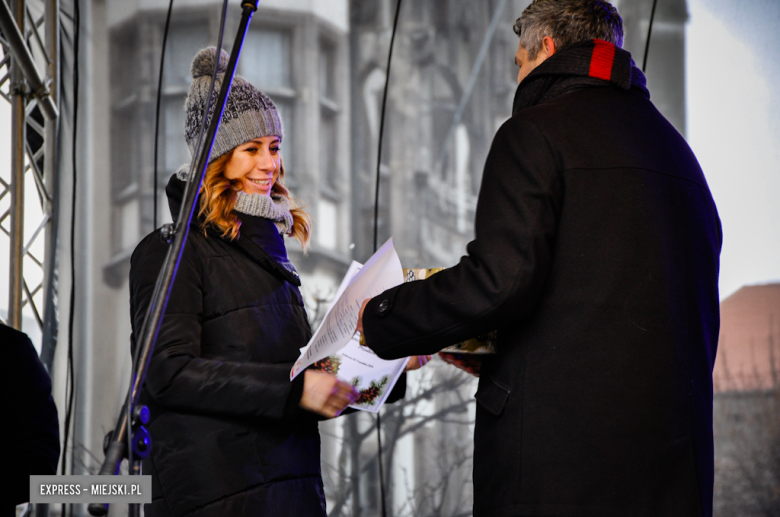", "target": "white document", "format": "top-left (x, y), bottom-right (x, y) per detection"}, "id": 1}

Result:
top-left (290, 238), bottom-right (406, 383)
top-left (320, 334), bottom-right (407, 413)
